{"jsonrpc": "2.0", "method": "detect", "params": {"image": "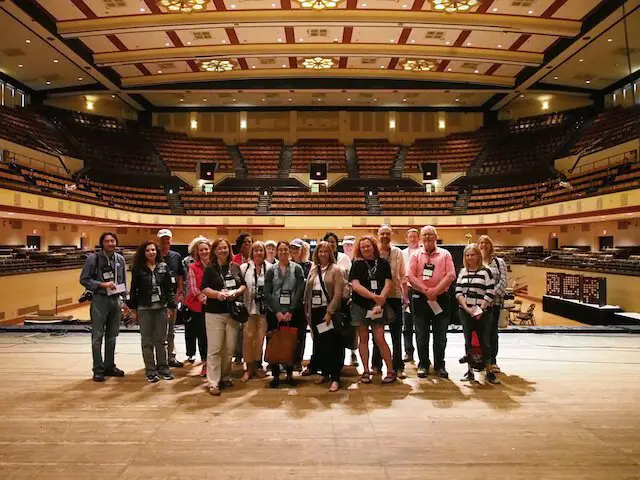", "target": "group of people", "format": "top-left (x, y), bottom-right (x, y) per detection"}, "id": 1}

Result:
top-left (80, 225), bottom-right (508, 395)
